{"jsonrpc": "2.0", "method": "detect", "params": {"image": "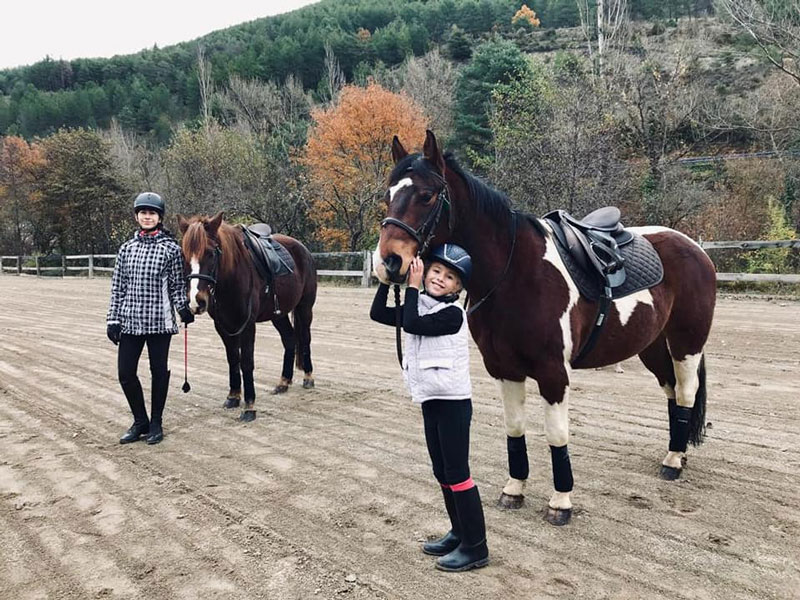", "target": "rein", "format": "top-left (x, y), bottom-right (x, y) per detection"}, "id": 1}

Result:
top-left (185, 241), bottom-right (255, 337)
top-left (466, 210), bottom-right (518, 316)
